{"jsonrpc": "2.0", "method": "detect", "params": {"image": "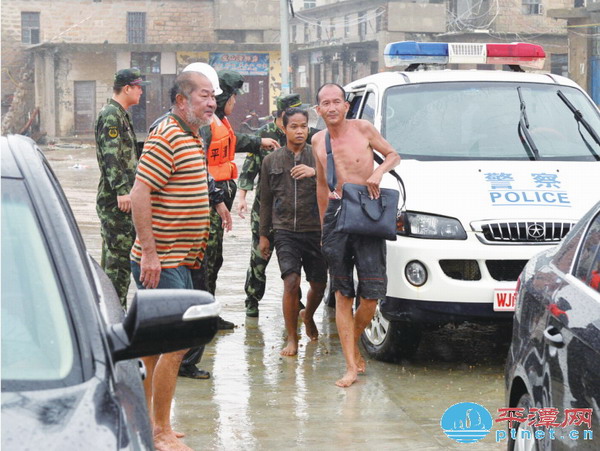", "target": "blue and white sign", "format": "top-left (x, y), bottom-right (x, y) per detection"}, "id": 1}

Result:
top-left (485, 172), bottom-right (571, 207)
top-left (209, 53), bottom-right (269, 76)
